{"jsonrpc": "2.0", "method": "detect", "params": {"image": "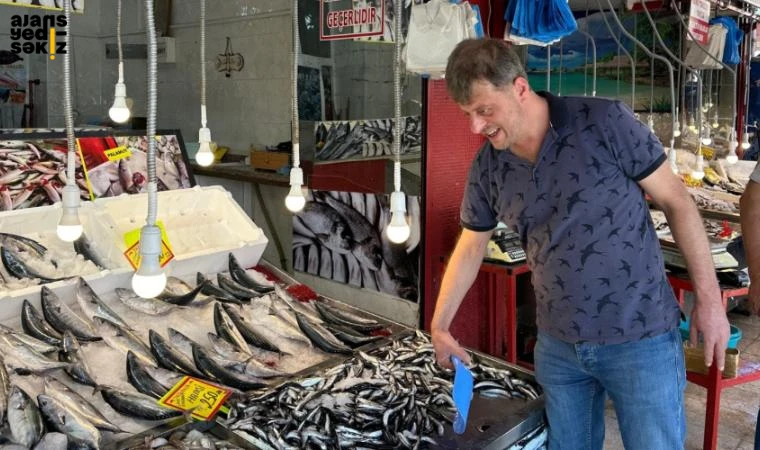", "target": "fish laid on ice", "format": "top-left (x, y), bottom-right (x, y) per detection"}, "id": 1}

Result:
top-left (0, 355), bottom-right (9, 425)
top-left (75, 277), bottom-right (131, 329)
top-left (73, 233), bottom-right (109, 270)
top-left (0, 333), bottom-right (70, 373)
top-left (191, 344), bottom-right (267, 391)
top-left (295, 312), bottom-right (352, 354)
top-left (213, 303), bottom-right (253, 357)
top-left (1, 247), bottom-right (61, 283)
top-left (41, 286), bottom-right (100, 342)
top-left (148, 330), bottom-right (205, 379)
top-left (43, 376), bottom-right (124, 433)
top-left (59, 331), bottom-right (98, 387)
top-left (196, 272), bottom-right (244, 304)
top-left (126, 351), bottom-right (171, 399)
top-left (7, 386), bottom-right (44, 448)
top-left (116, 287), bottom-right (178, 315)
top-left (93, 317), bottom-right (155, 366)
top-left (100, 386), bottom-right (184, 421)
top-left (21, 299), bottom-right (63, 346)
top-left (229, 253), bottom-right (274, 294)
